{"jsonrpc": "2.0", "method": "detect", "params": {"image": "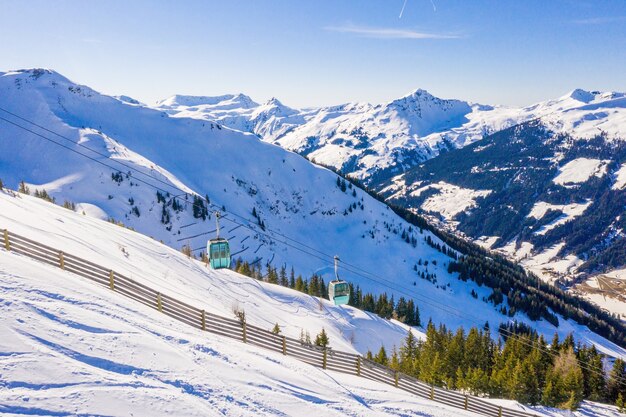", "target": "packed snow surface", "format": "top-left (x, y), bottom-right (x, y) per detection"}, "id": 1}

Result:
top-left (0, 252), bottom-right (478, 417)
